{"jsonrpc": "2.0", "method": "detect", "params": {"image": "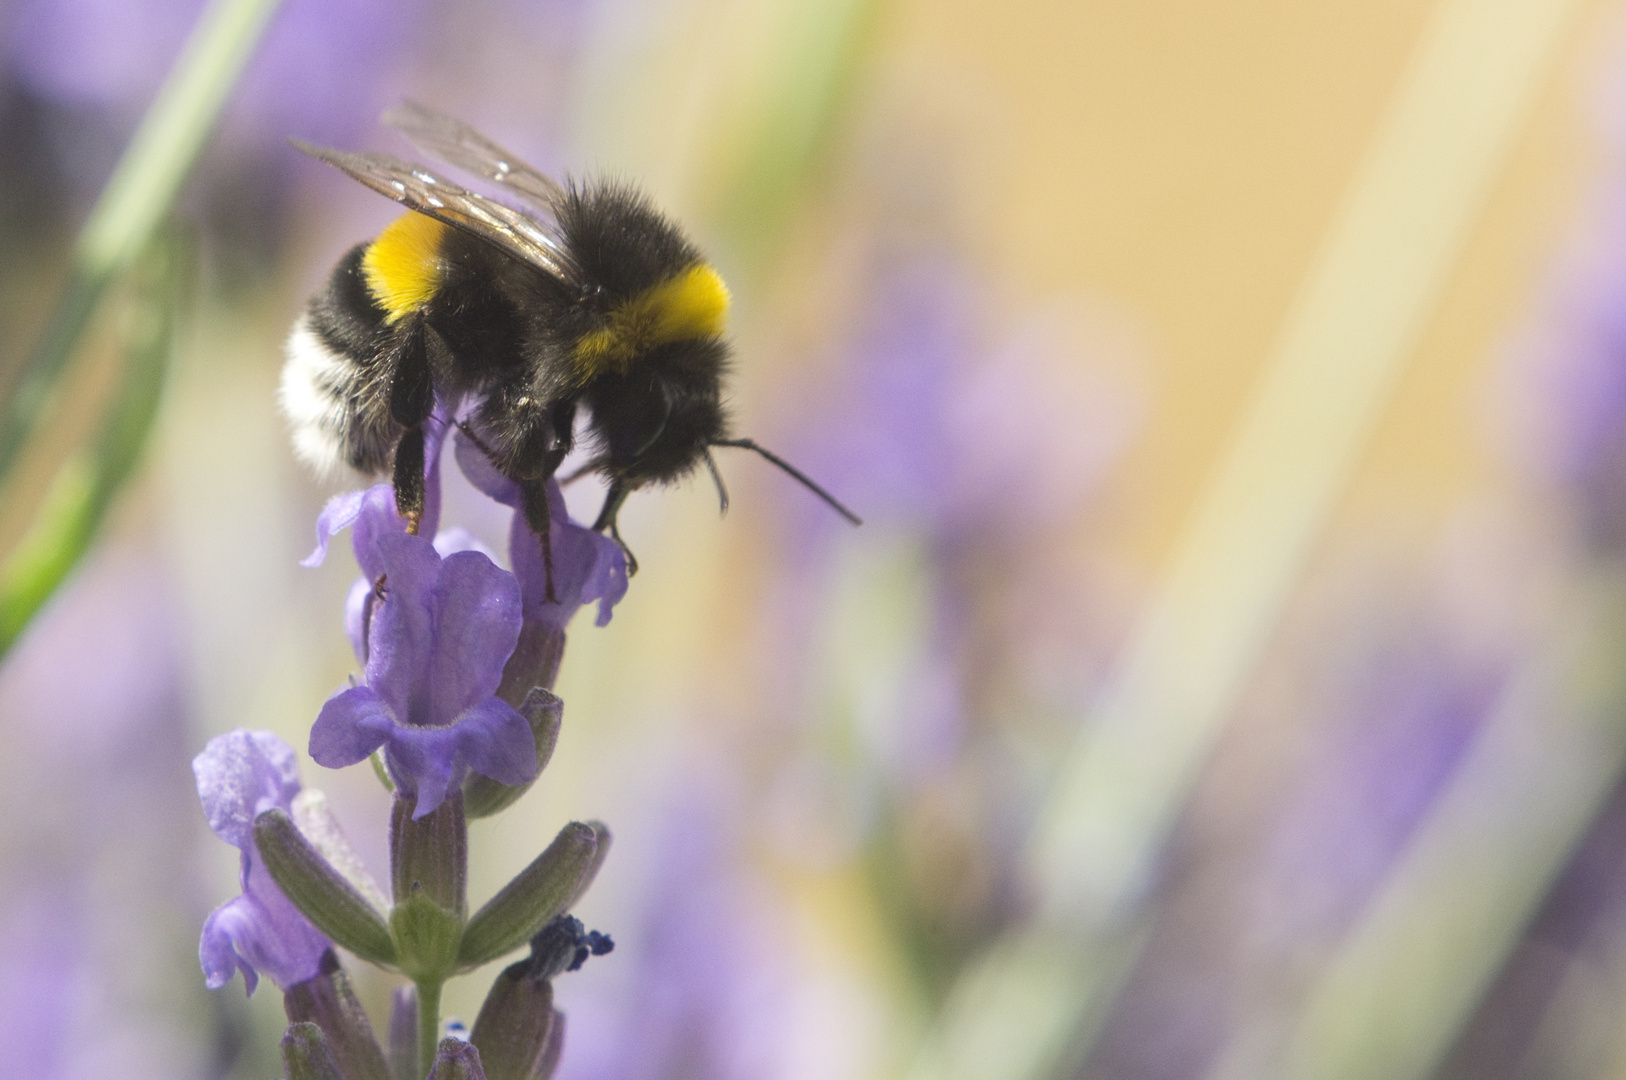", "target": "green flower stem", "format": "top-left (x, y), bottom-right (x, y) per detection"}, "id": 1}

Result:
top-left (0, 0), bottom-right (283, 484)
top-left (0, 235), bottom-right (186, 655)
top-left (416, 979), bottom-right (442, 1080)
